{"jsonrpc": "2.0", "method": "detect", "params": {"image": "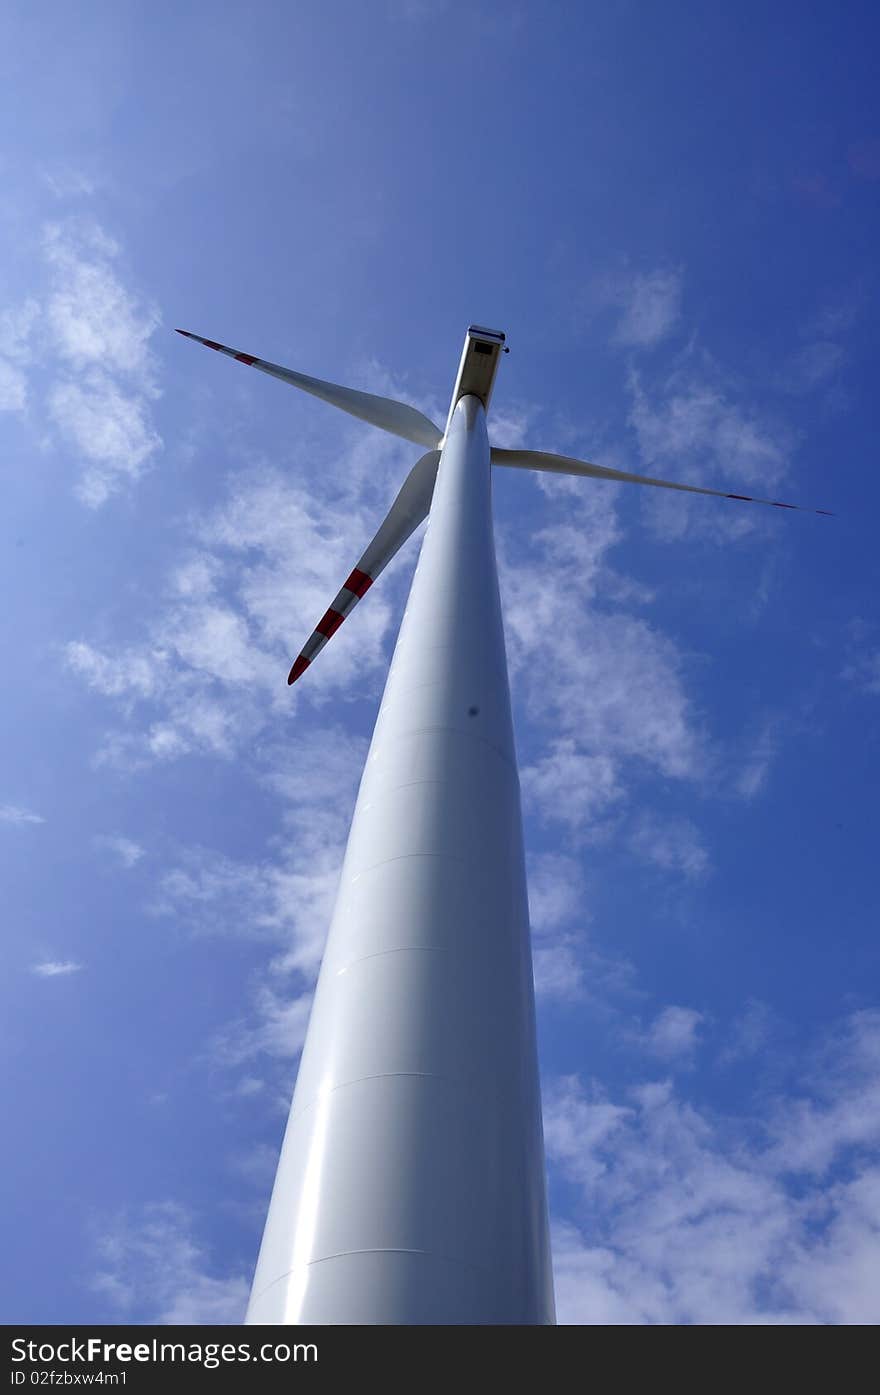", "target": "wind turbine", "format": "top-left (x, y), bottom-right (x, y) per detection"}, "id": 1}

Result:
top-left (177, 324), bottom-right (830, 1325)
